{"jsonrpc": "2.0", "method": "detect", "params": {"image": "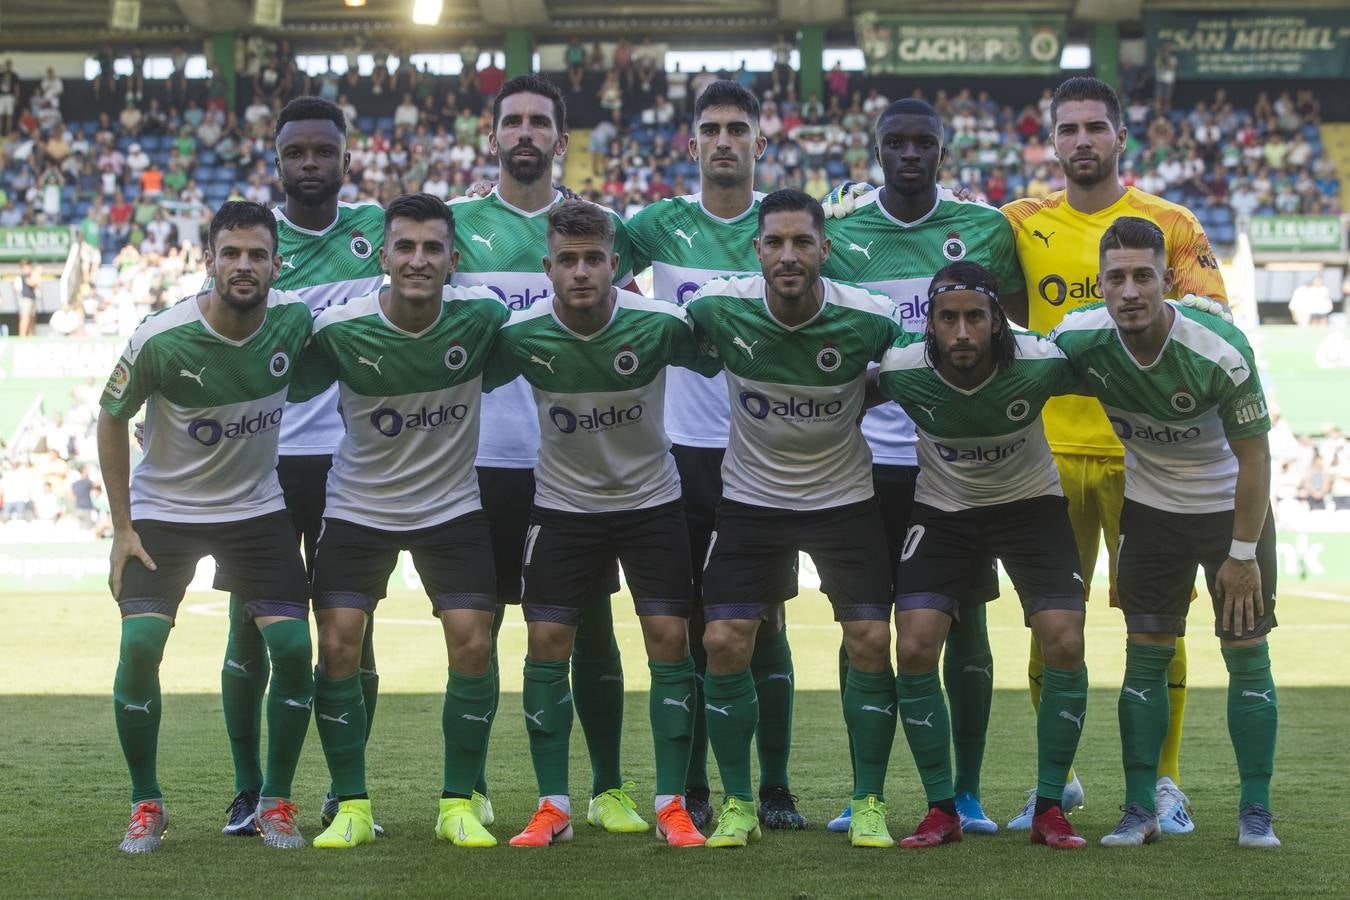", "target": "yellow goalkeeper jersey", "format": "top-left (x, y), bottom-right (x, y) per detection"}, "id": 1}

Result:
top-left (1002, 187), bottom-right (1227, 457)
